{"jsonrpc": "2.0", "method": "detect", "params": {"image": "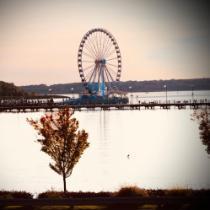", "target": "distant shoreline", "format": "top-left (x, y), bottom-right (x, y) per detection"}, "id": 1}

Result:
top-left (20, 78), bottom-right (210, 95)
